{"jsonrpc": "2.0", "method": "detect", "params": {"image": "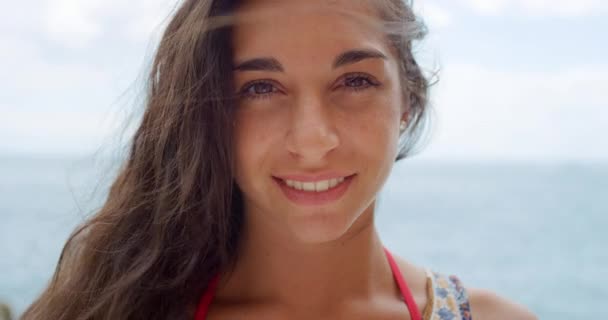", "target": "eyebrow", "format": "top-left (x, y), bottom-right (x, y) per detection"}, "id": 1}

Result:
top-left (333, 49), bottom-right (387, 68)
top-left (233, 48), bottom-right (387, 72)
top-left (233, 57), bottom-right (284, 72)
